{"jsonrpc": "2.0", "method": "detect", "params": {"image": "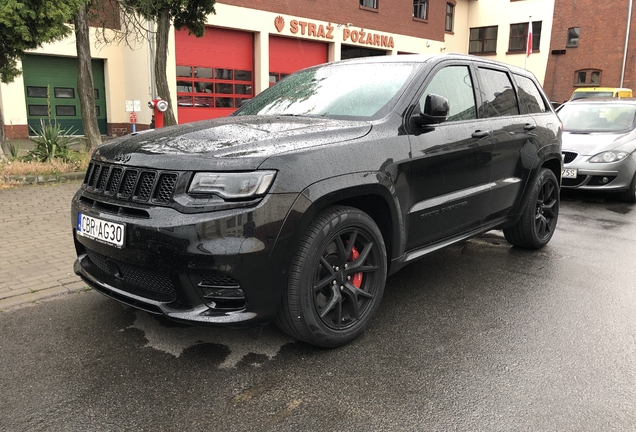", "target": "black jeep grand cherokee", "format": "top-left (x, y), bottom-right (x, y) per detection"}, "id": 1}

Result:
top-left (72, 54), bottom-right (562, 347)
